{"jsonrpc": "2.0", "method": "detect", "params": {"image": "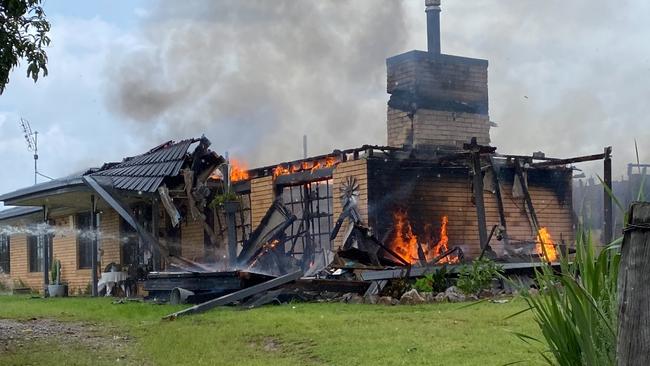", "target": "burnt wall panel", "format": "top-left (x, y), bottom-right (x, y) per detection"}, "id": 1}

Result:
top-left (368, 160), bottom-right (575, 260)
top-left (332, 159), bottom-right (369, 249)
top-left (250, 176), bottom-right (275, 227)
top-left (180, 218), bottom-right (204, 261)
